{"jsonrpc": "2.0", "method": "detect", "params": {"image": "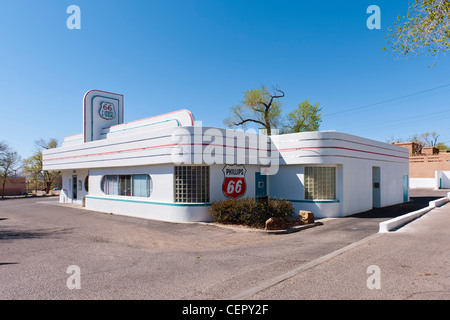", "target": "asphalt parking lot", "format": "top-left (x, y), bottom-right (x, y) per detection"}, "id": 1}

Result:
top-left (0, 189), bottom-right (449, 300)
